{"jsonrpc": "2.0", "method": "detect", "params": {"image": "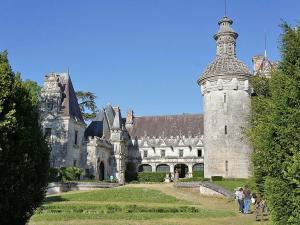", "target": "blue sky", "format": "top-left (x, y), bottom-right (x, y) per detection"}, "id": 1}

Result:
top-left (0, 0), bottom-right (299, 116)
